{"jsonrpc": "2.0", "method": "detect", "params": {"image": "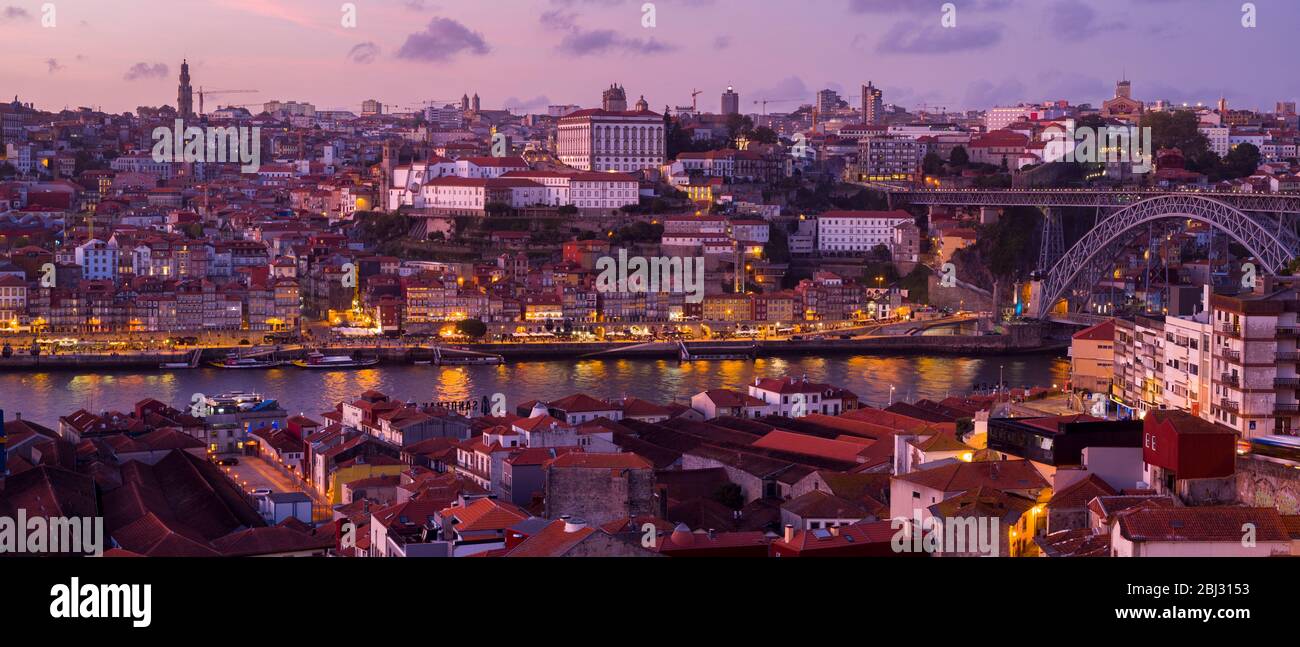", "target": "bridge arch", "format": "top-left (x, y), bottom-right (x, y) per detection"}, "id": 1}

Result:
top-left (1033, 195), bottom-right (1295, 318)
